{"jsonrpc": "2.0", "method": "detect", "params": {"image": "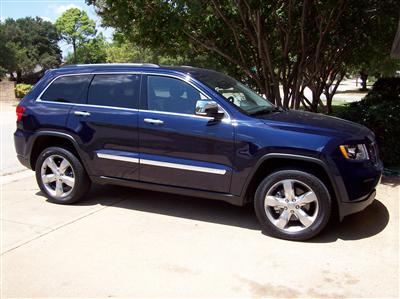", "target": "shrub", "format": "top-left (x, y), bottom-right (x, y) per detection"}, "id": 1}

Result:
top-left (0, 66), bottom-right (7, 79)
top-left (334, 78), bottom-right (400, 166)
top-left (15, 83), bottom-right (33, 98)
